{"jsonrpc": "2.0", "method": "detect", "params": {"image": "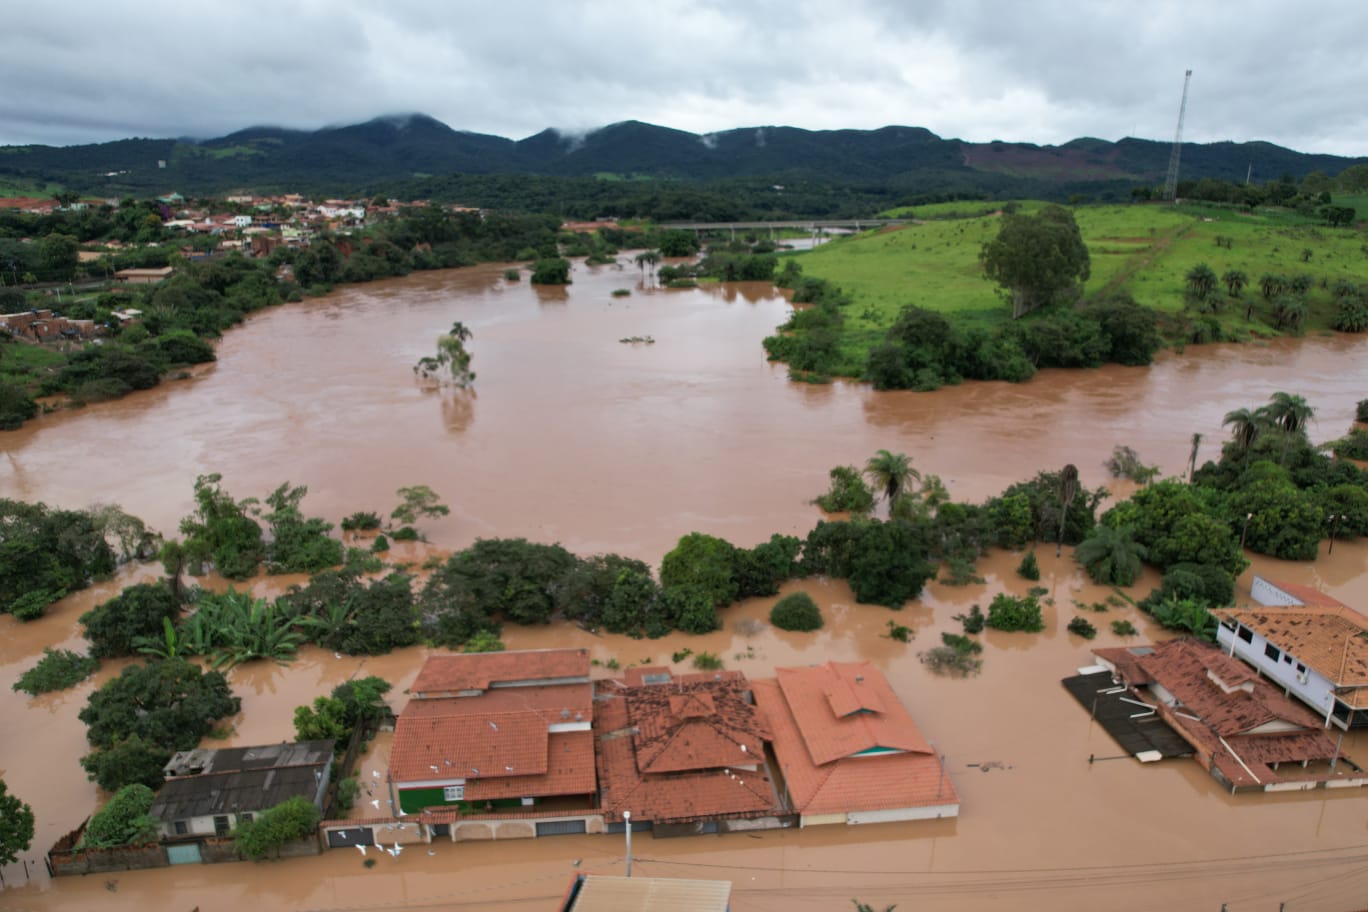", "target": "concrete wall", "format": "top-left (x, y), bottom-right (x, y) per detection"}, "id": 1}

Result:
top-left (848, 803), bottom-right (960, 825)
